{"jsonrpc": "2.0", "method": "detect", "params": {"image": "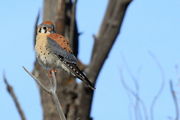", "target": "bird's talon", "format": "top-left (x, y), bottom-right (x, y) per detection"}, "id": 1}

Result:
top-left (48, 69), bottom-right (57, 77)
